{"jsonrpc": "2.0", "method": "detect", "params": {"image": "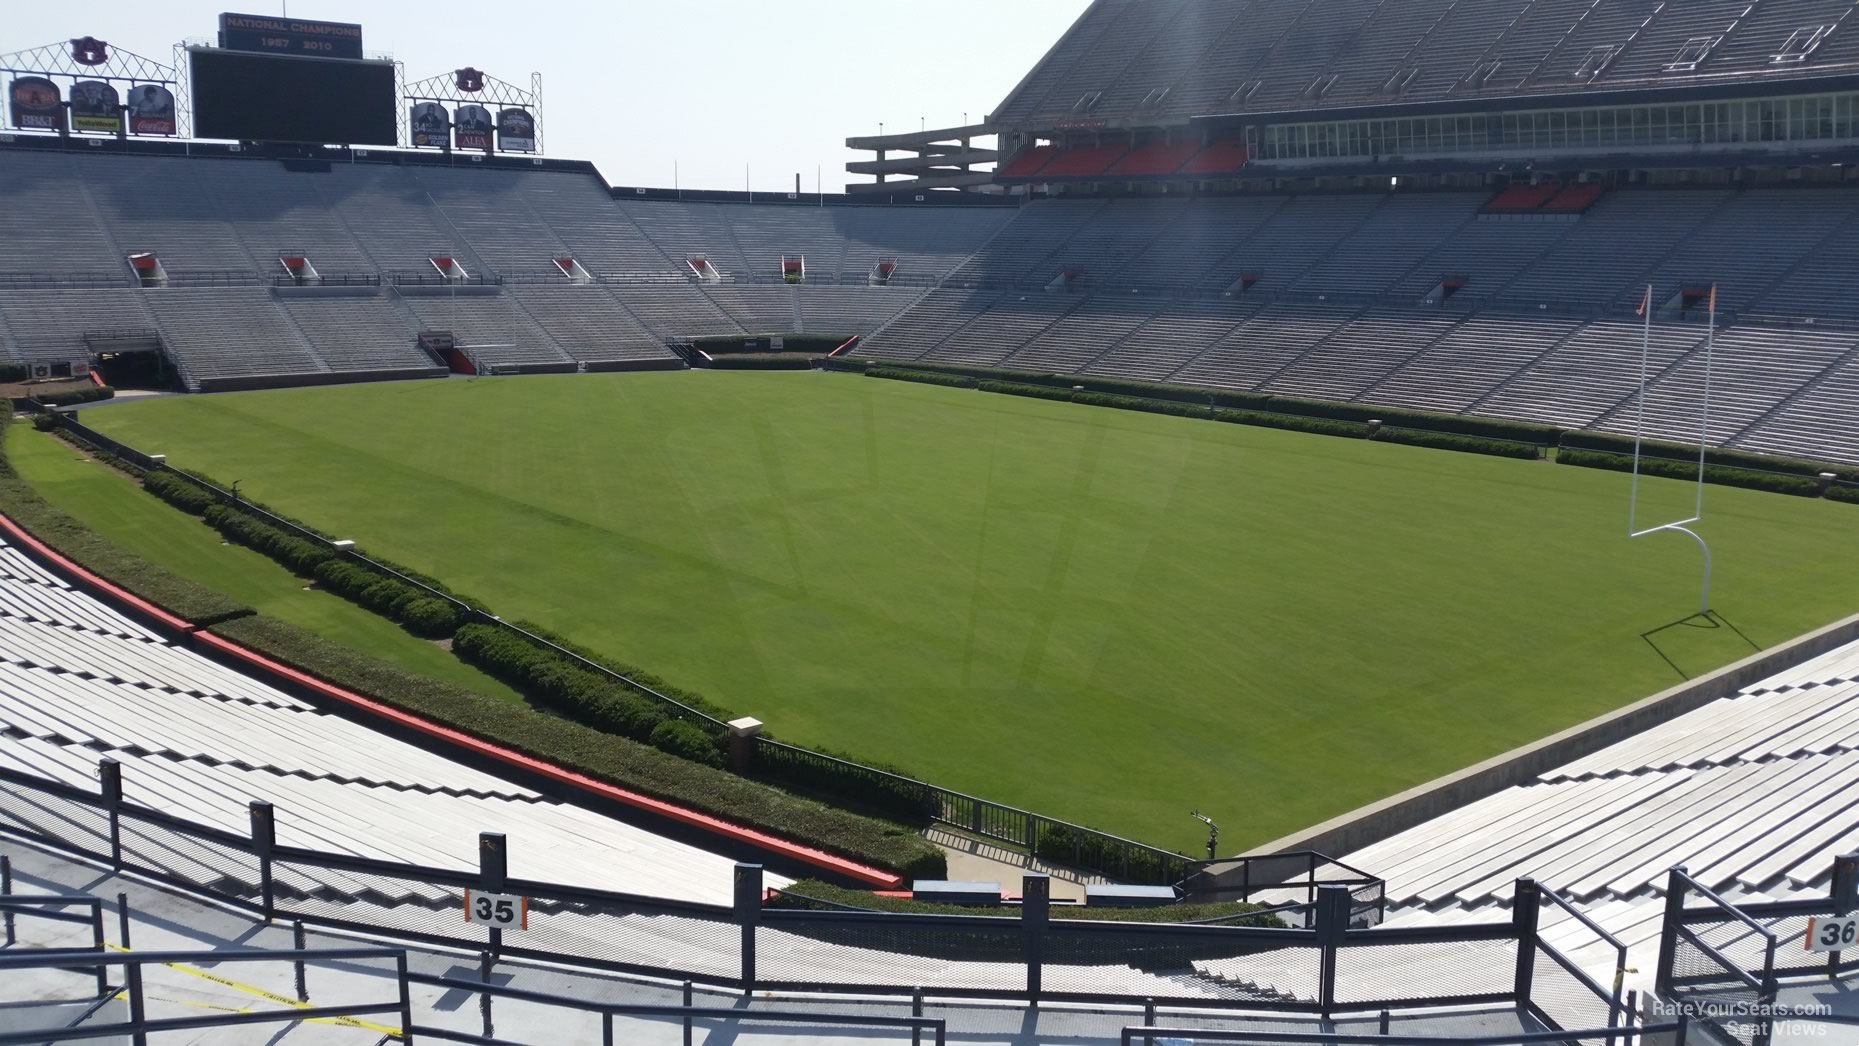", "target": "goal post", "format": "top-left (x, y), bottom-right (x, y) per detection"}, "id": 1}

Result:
top-left (1625, 283), bottom-right (1717, 614)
